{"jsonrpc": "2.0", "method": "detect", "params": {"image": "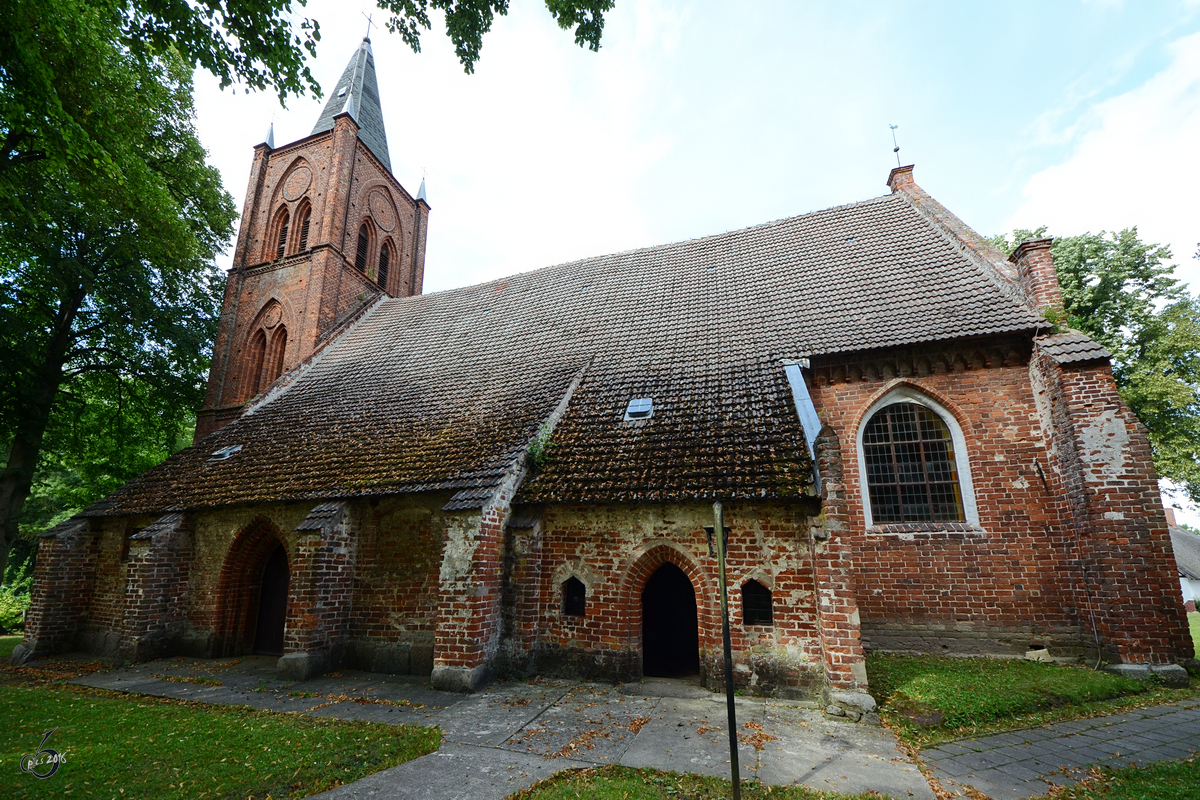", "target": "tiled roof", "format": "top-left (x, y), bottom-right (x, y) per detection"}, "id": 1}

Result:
top-left (88, 193), bottom-right (1044, 516)
top-left (1170, 527), bottom-right (1200, 581)
top-left (1035, 331), bottom-right (1112, 364)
